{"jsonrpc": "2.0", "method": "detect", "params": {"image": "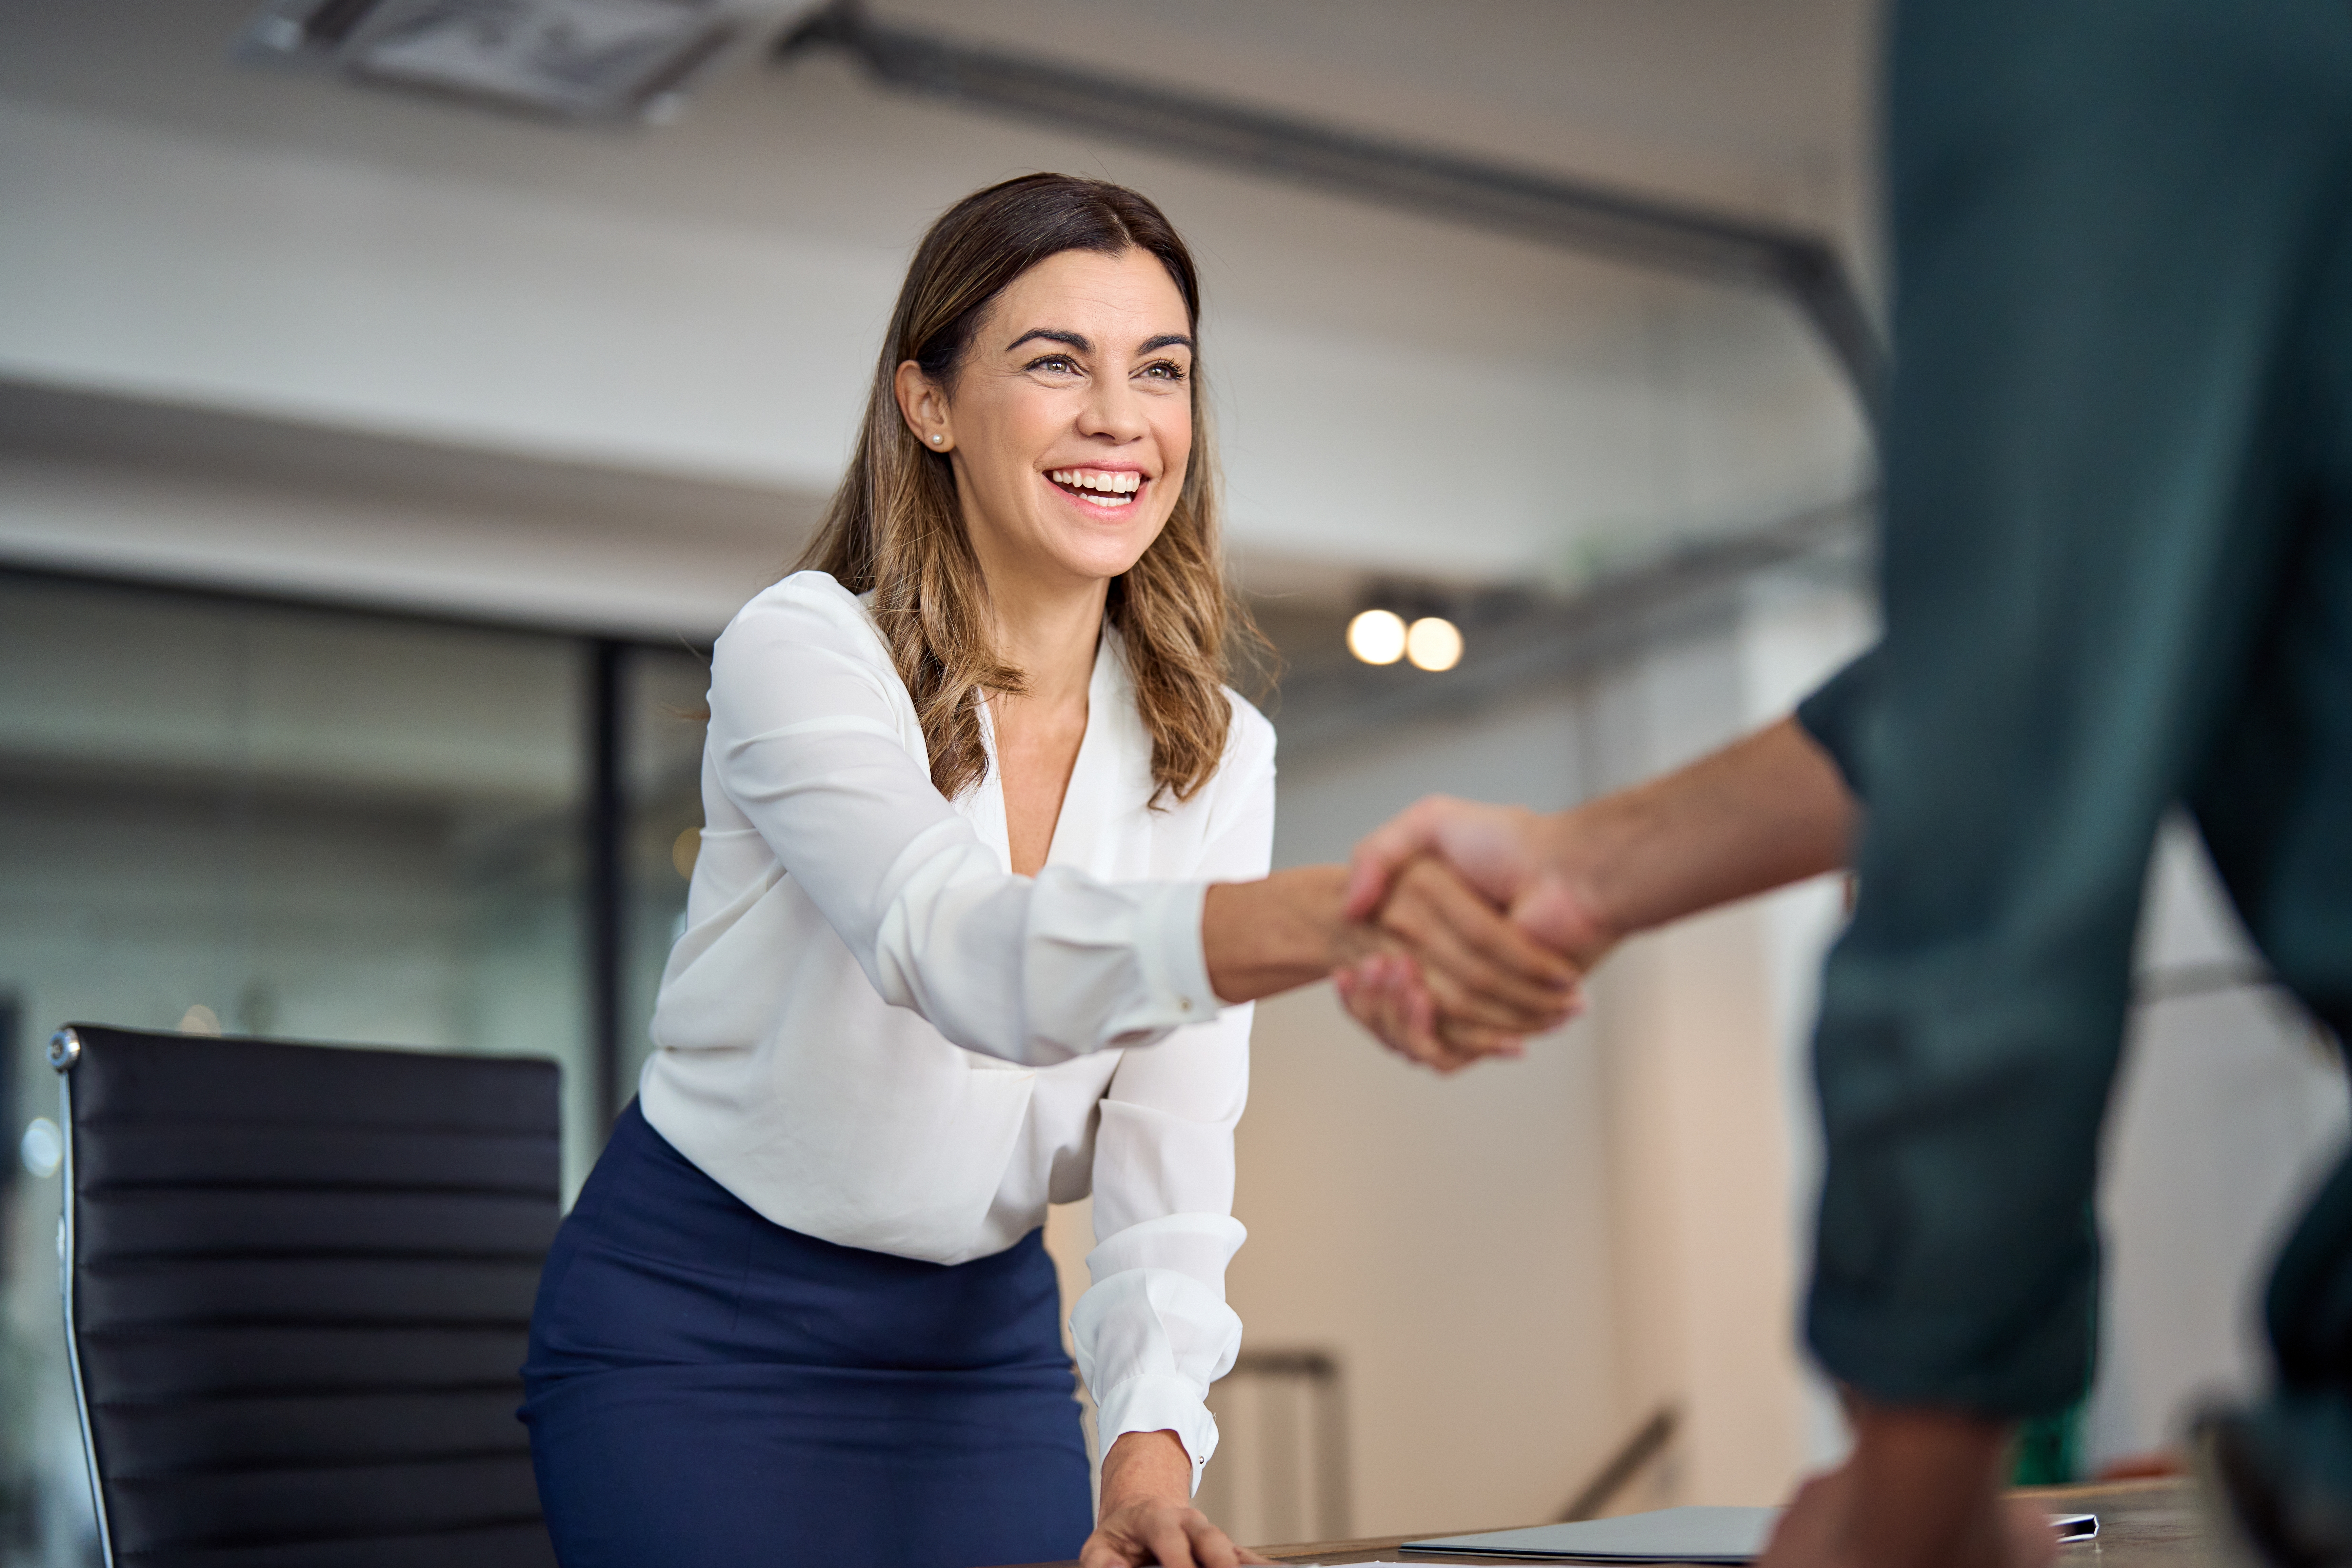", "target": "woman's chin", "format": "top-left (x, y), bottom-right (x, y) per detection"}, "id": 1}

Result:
top-left (1035, 530), bottom-right (1162, 586)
